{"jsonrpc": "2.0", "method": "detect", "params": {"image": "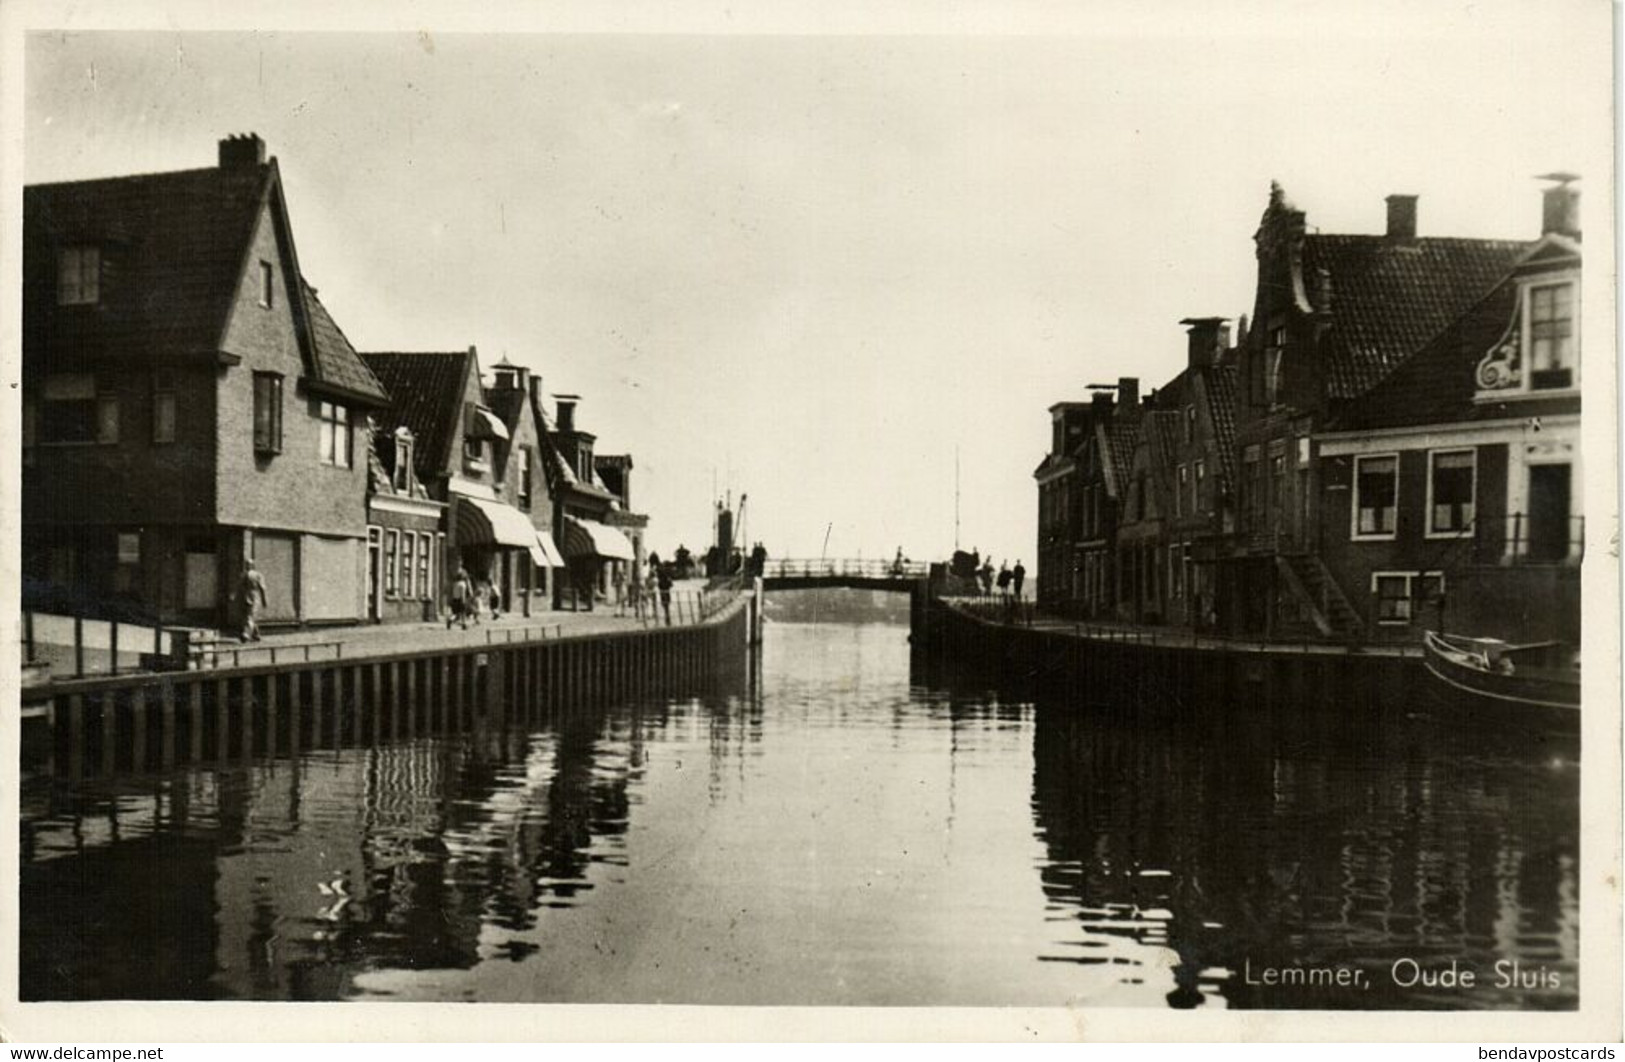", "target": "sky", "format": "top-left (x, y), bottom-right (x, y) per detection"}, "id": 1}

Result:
top-left (17, 4), bottom-right (1611, 567)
